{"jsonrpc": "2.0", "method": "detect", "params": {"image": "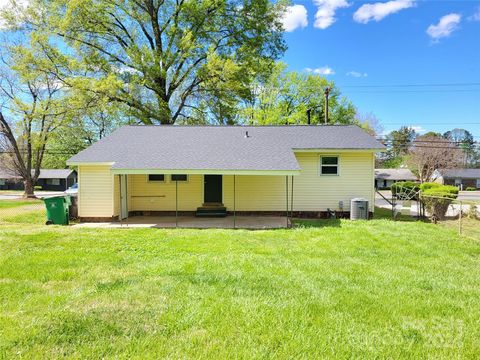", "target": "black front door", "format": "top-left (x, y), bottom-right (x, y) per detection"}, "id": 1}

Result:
top-left (204, 175), bottom-right (222, 203)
